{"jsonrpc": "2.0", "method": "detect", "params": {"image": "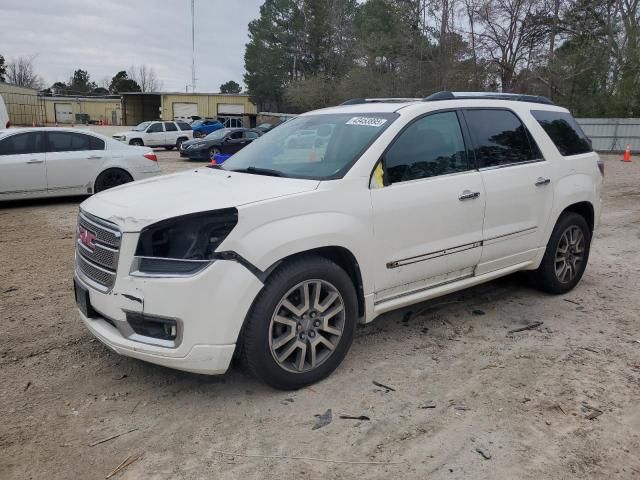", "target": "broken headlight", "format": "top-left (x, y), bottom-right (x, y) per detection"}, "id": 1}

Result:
top-left (133, 208), bottom-right (238, 275)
